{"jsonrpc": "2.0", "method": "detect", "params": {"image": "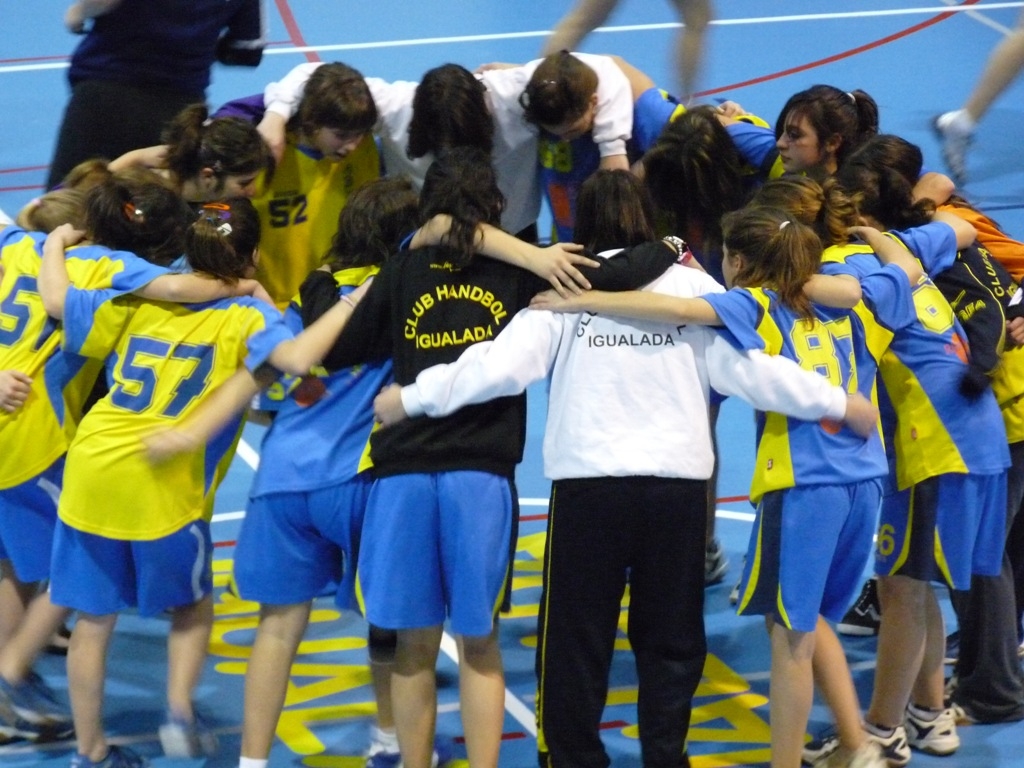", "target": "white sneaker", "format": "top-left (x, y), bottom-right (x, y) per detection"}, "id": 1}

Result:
top-left (932, 110), bottom-right (974, 186)
top-left (862, 722), bottom-right (911, 768)
top-left (904, 703), bottom-right (960, 756)
top-left (826, 741), bottom-right (888, 768)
